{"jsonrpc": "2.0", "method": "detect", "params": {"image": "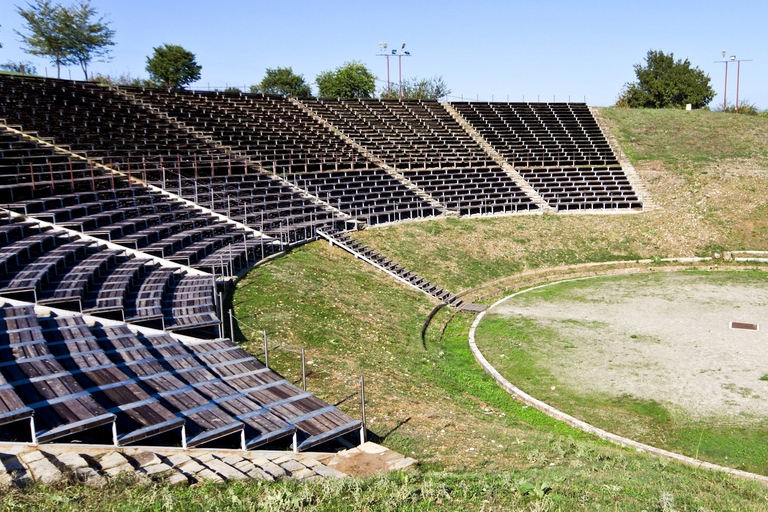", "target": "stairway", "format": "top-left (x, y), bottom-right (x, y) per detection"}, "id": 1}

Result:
top-left (317, 229), bottom-right (464, 308)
